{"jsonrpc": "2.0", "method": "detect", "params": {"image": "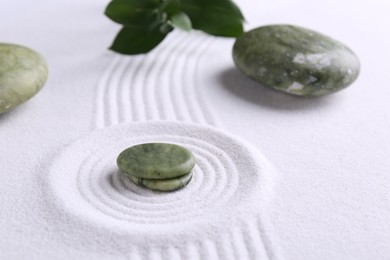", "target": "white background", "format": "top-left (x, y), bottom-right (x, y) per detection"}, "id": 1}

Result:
top-left (1, 0), bottom-right (389, 259)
